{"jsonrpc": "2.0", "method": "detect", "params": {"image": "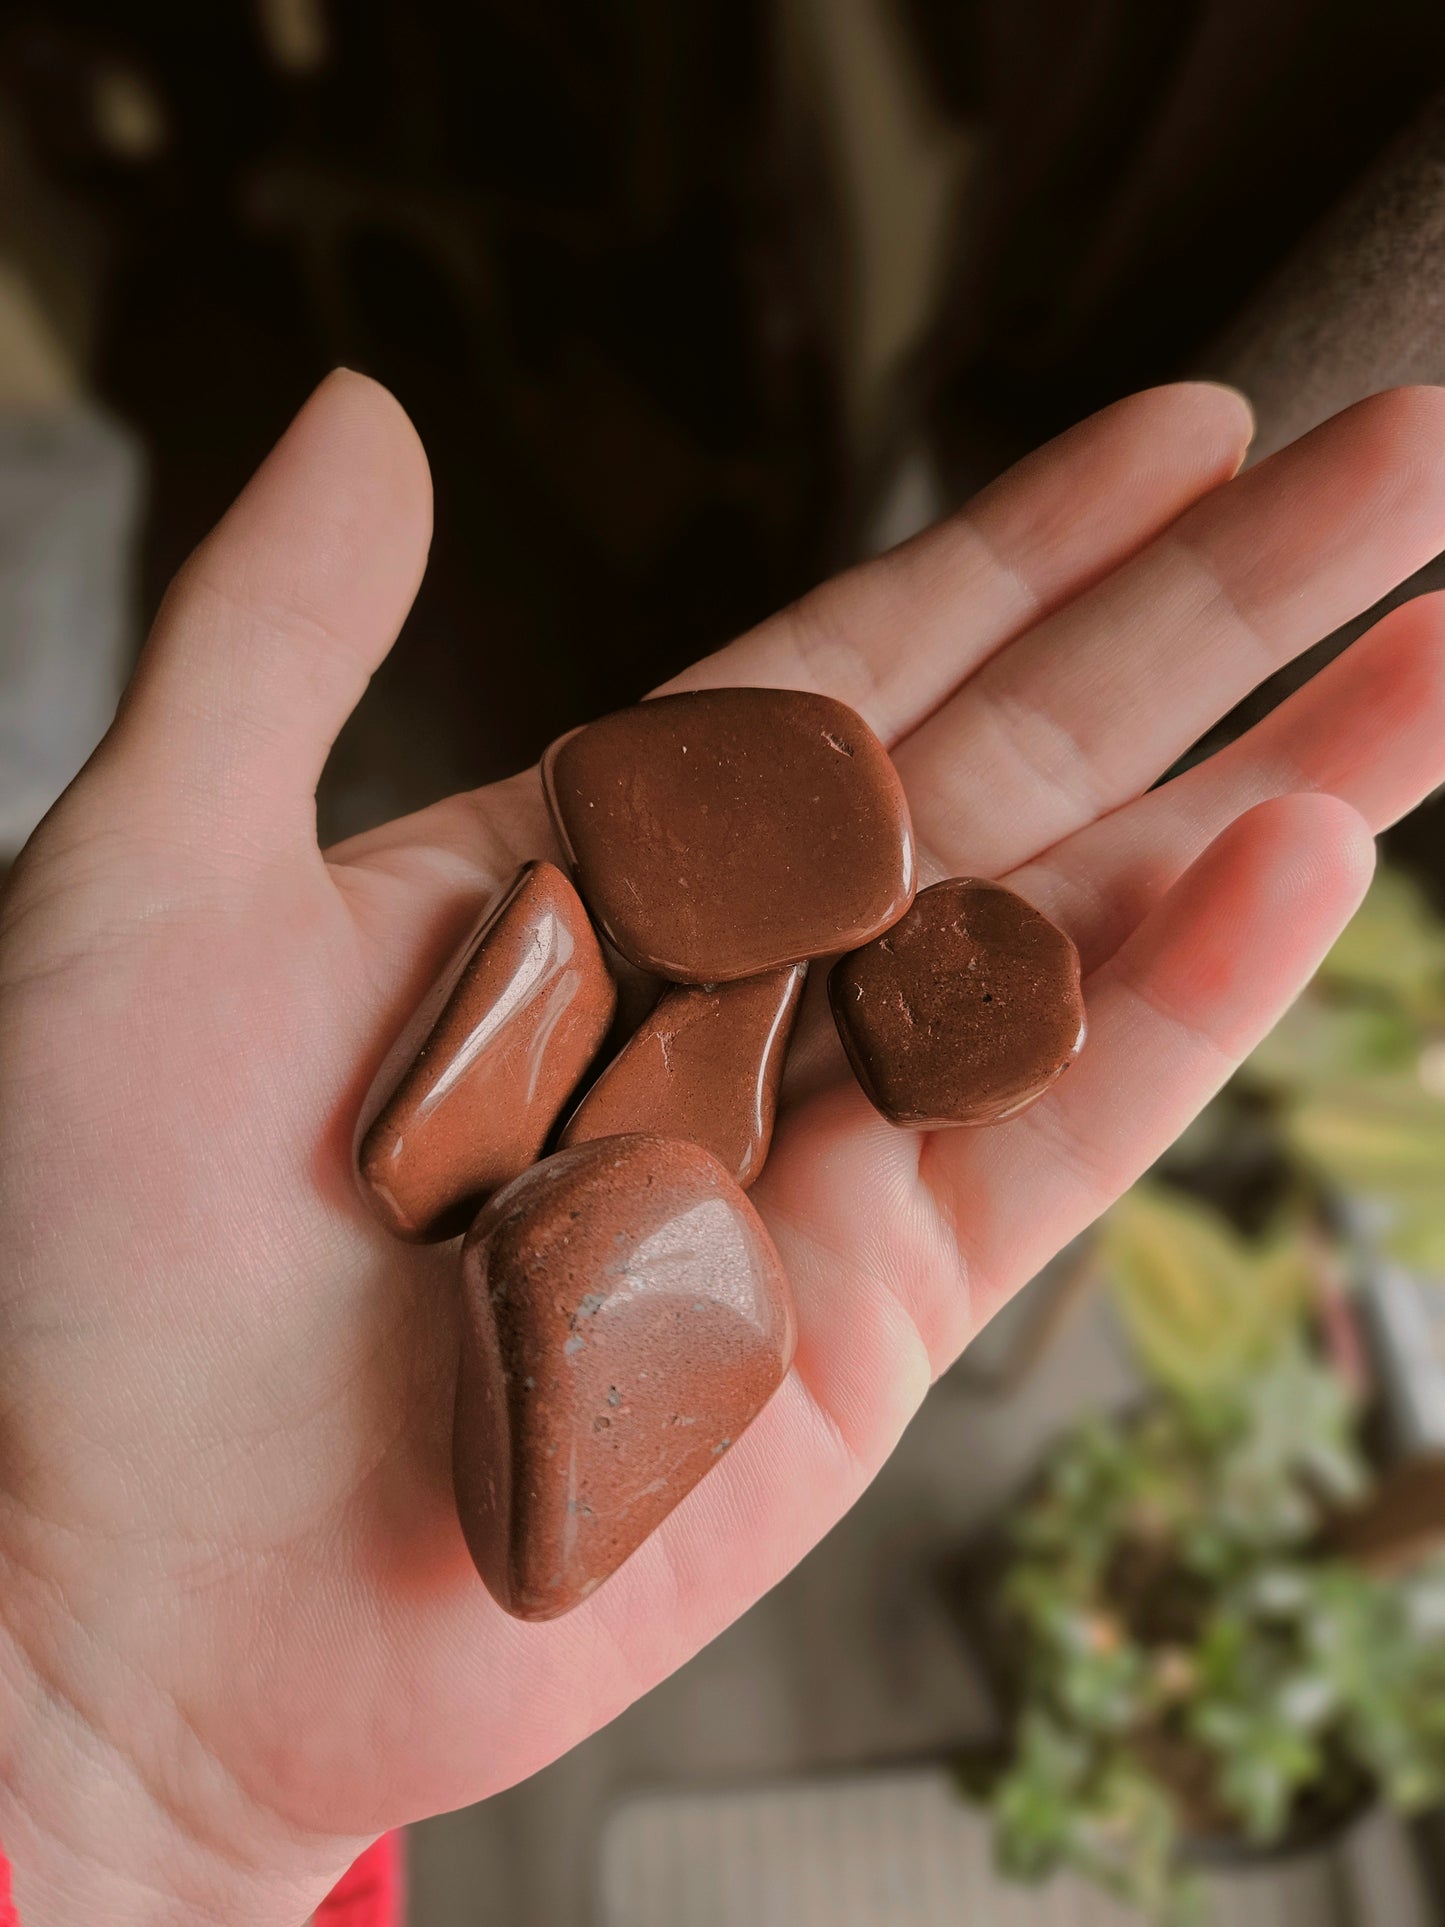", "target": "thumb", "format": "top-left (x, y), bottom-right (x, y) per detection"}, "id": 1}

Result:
top-left (96, 369), bottom-right (432, 854)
